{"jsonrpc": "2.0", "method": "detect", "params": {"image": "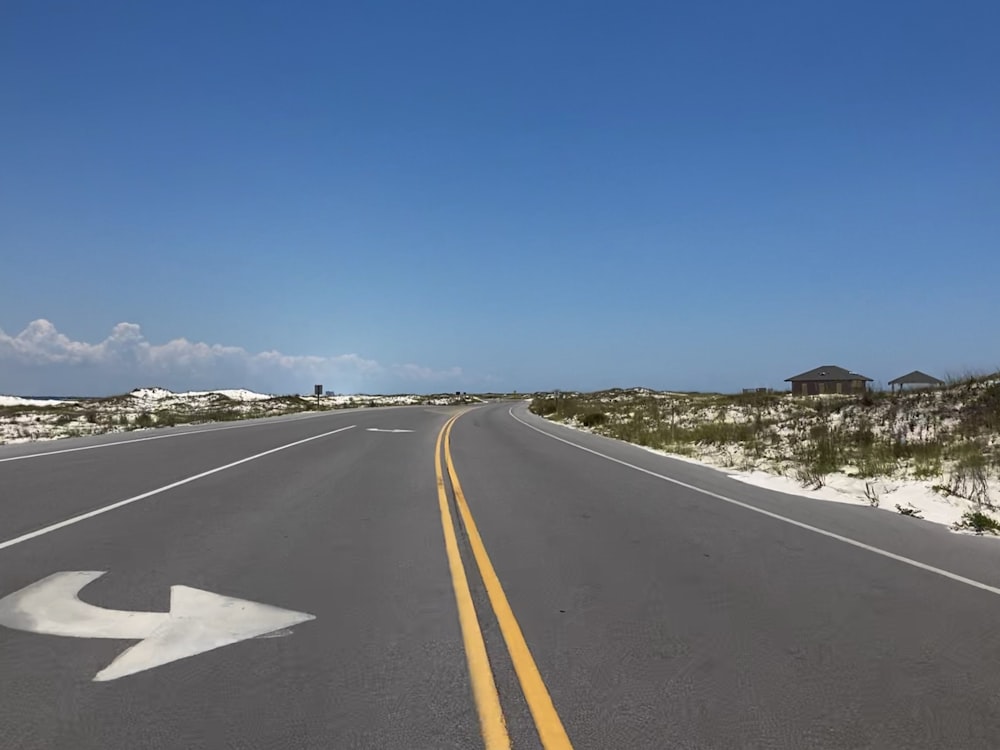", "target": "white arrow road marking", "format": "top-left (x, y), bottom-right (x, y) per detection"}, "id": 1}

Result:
top-left (0, 571), bottom-right (315, 682)
top-left (365, 428), bottom-right (414, 433)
